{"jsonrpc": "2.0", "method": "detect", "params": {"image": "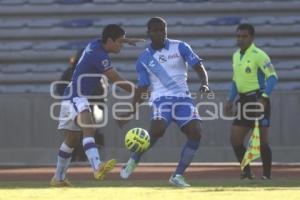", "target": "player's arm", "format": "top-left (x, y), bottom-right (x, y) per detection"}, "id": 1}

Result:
top-left (192, 63), bottom-right (210, 92)
top-left (120, 38), bottom-right (146, 46)
top-left (257, 52), bottom-right (278, 98)
top-left (116, 57), bottom-right (151, 128)
top-left (103, 68), bottom-right (134, 93)
top-left (178, 42), bottom-right (209, 92)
